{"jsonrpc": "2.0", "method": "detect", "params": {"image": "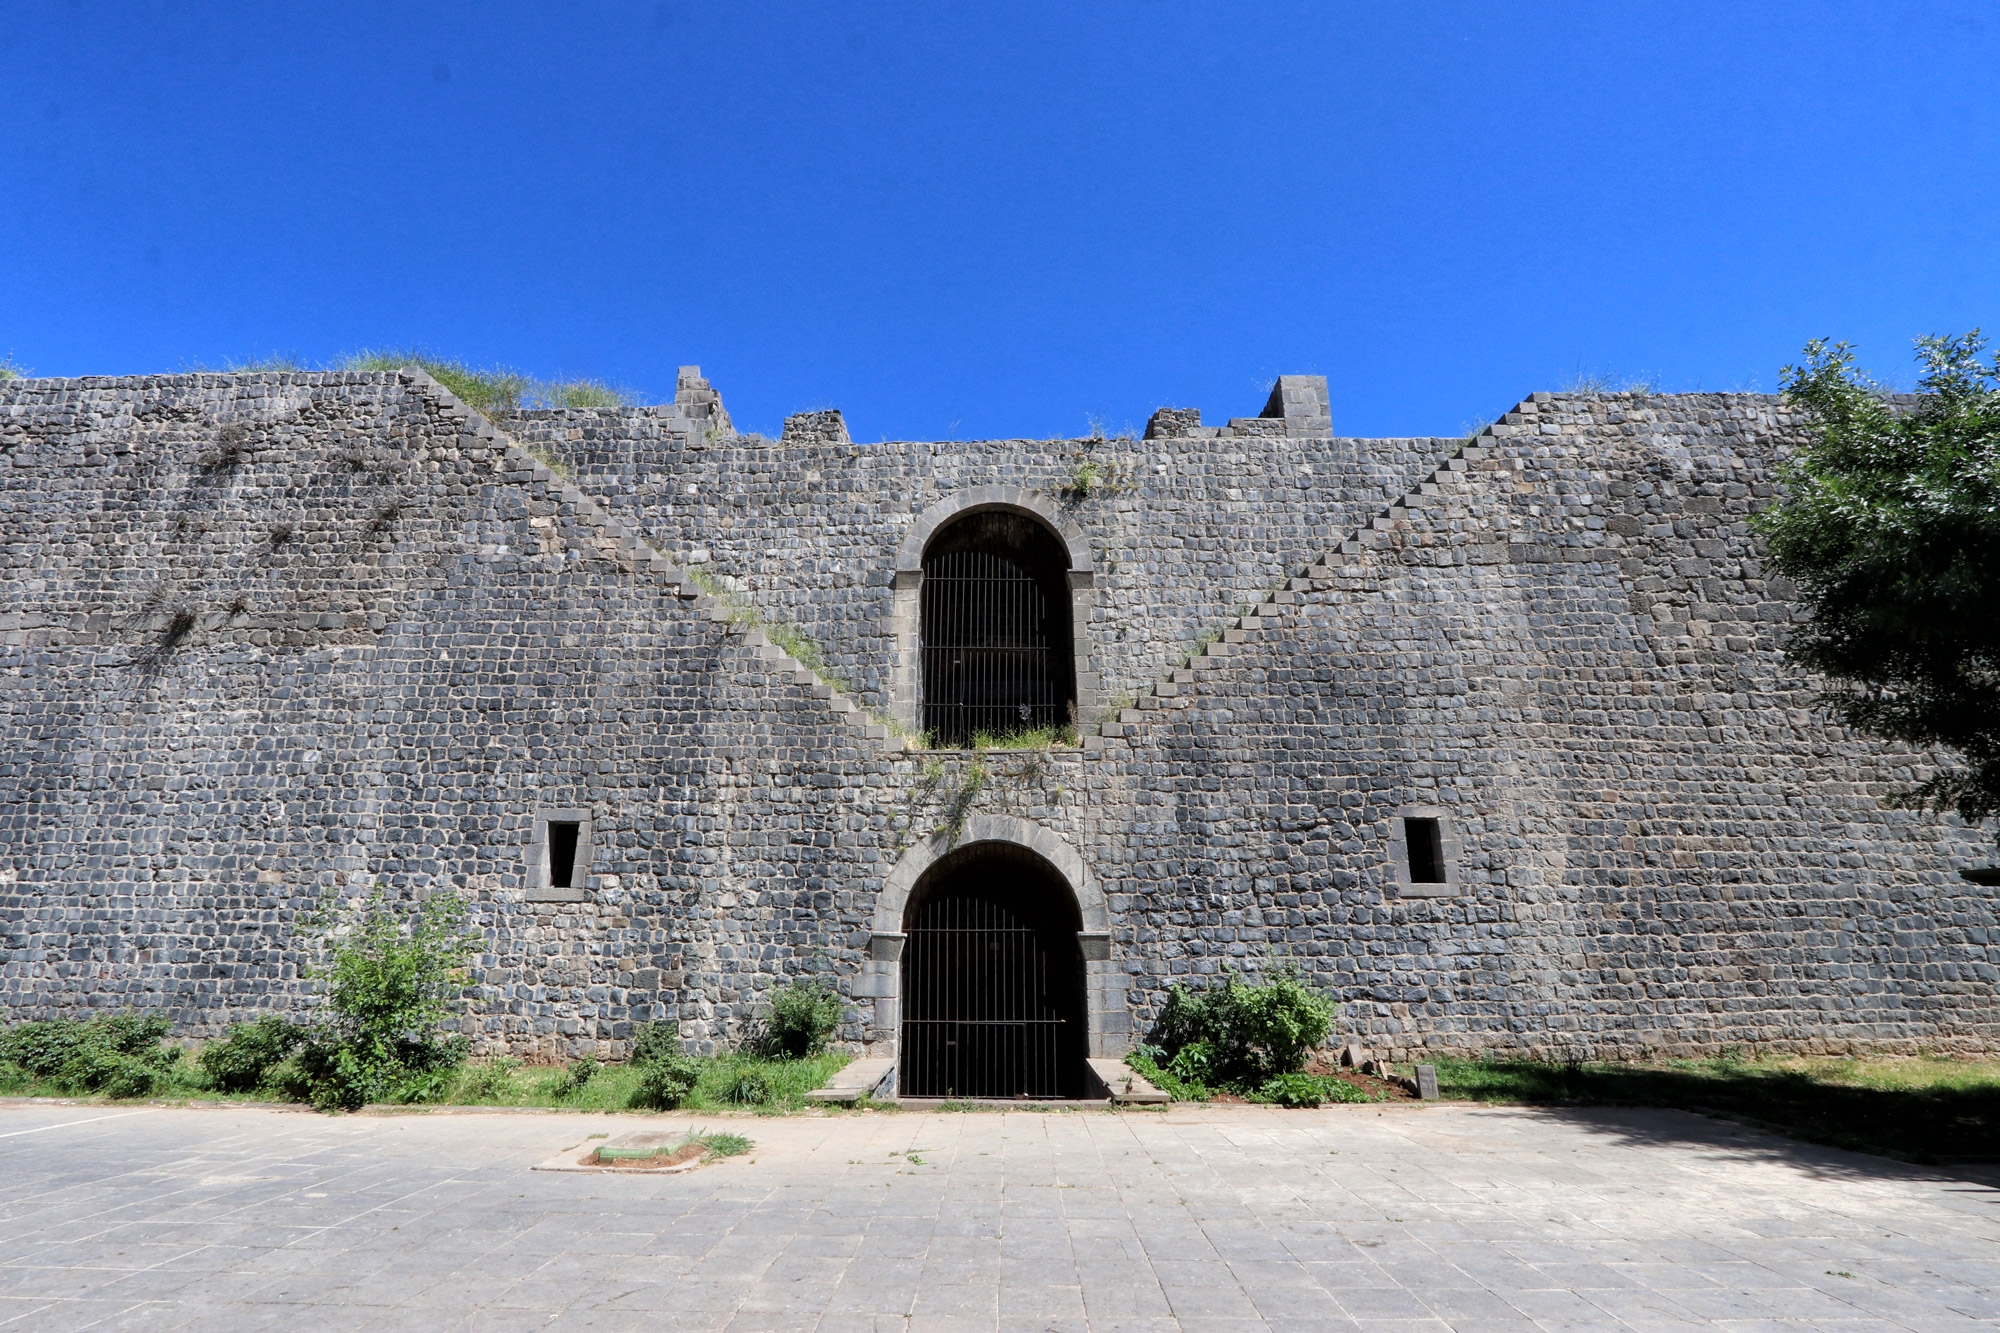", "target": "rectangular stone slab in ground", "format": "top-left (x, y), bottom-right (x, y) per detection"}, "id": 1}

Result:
top-left (593, 1130), bottom-right (688, 1159)
top-left (531, 1126), bottom-right (710, 1173)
